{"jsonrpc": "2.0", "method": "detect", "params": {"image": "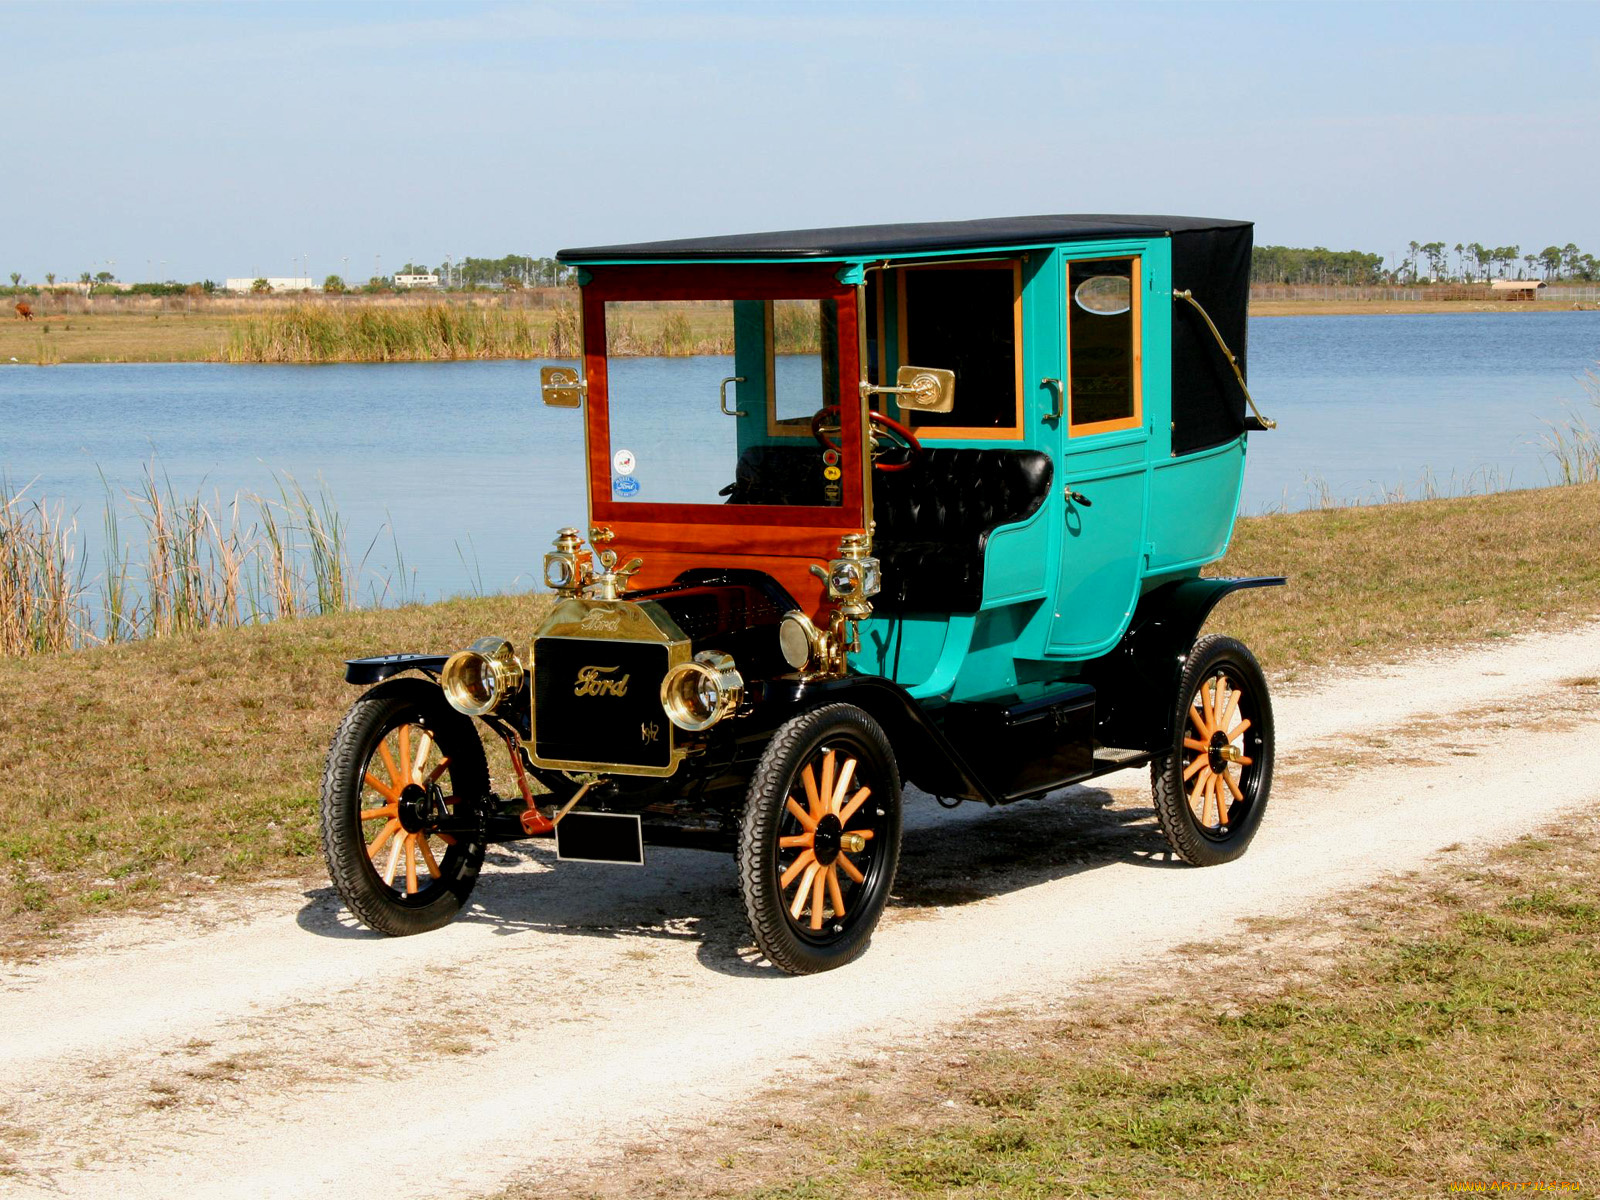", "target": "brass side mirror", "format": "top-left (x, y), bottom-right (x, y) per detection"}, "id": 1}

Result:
top-left (891, 365), bottom-right (955, 413)
top-left (540, 365), bottom-right (585, 408)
